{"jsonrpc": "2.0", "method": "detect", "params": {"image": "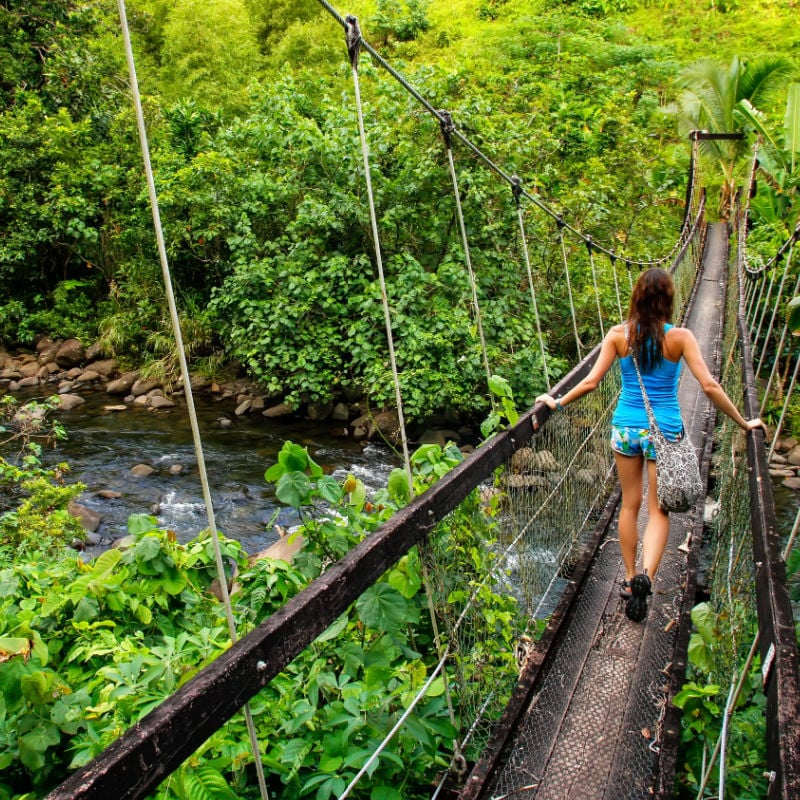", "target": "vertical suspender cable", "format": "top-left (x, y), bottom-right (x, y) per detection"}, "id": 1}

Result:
top-left (756, 244), bottom-right (794, 376)
top-left (439, 110), bottom-right (494, 398)
top-left (557, 220), bottom-right (583, 358)
top-left (115, 3), bottom-right (269, 797)
top-left (610, 252), bottom-right (623, 321)
top-left (344, 28), bottom-right (463, 790)
top-left (586, 237), bottom-right (604, 338)
top-left (512, 176), bottom-right (550, 391)
top-left (751, 259), bottom-right (778, 357)
top-left (767, 350), bottom-right (800, 462)
top-left (345, 17), bottom-right (413, 495)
